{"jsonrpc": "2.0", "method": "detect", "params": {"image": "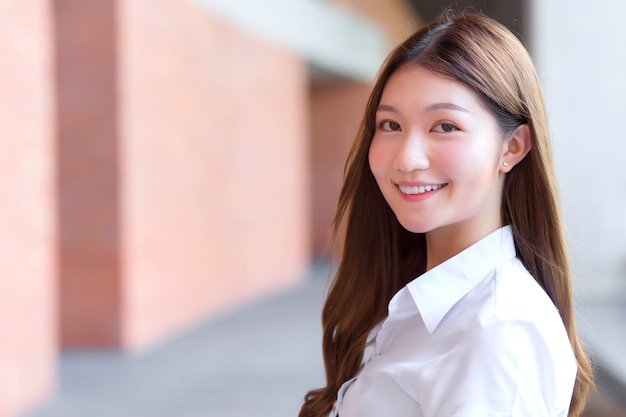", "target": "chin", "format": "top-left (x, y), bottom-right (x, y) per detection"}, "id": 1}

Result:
top-left (396, 219), bottom-right (433, 234)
